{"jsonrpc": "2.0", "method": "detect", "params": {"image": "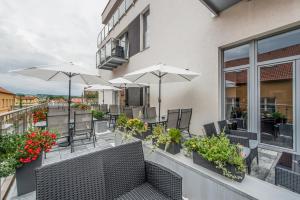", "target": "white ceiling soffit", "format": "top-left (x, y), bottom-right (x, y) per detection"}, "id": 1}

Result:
top-left (199, 0), bottom-right (242, 16)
